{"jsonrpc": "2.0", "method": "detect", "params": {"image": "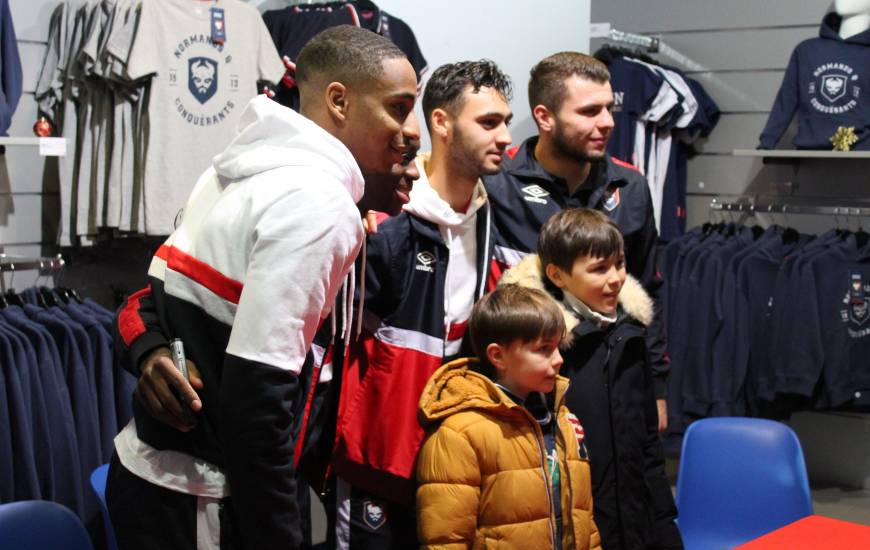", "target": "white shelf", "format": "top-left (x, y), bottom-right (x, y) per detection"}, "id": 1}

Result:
top-left (0, 137), bottom-right (67, 156)
top-left (733, 149), bottom-right (870, 159)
